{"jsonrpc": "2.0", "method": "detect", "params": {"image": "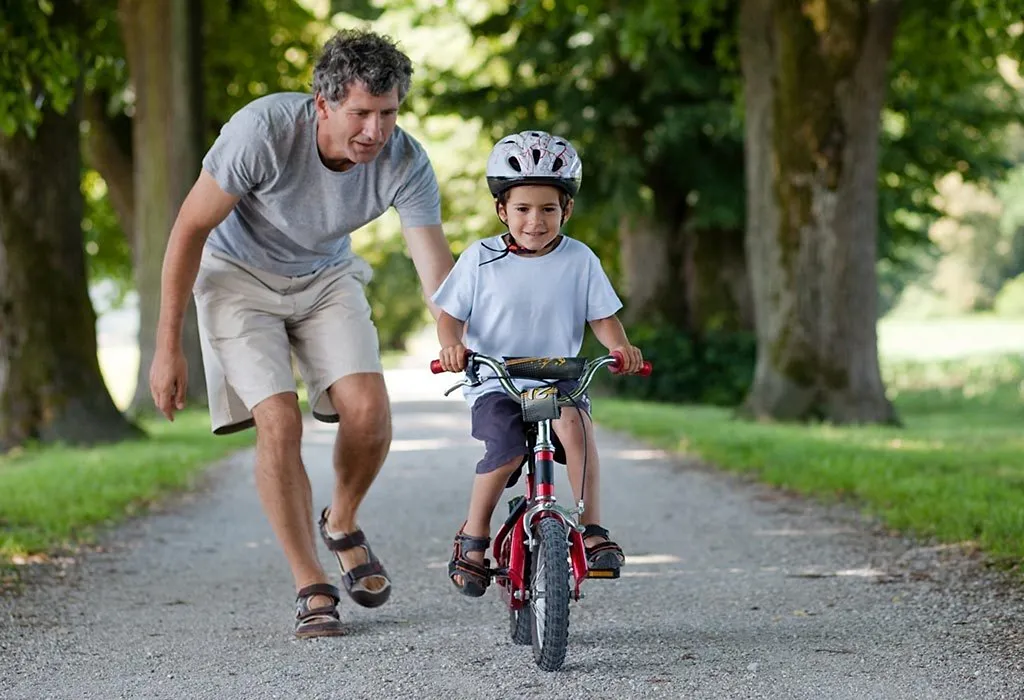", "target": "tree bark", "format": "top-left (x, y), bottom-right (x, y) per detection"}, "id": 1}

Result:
top-left (82, 91), bottom-right (135, 254)
top-left (619, 214), bottom-right (691, 331)
top-left (738, 0), bottom-right (901, 424)
top-left (620, 219), bottom-right (752, 334)
top-left (0, 96), bottom-right (142, 451)
top-left (120, 0), bottom-right (207, 414)
top-left (688, 227), bottom-right (754, 333)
